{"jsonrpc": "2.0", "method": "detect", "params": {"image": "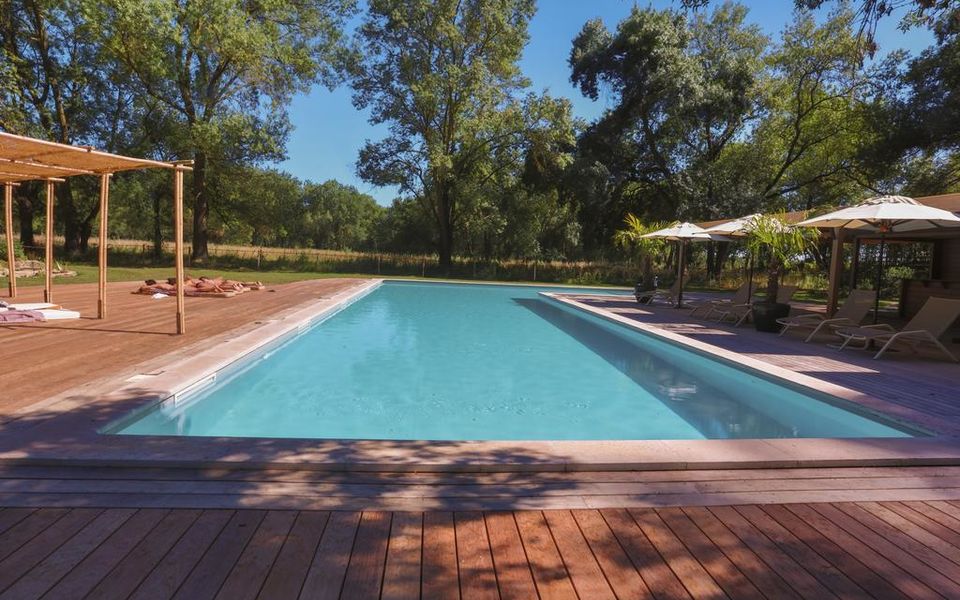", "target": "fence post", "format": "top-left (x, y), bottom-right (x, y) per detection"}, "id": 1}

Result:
top-left (533, 260), bottom-right (537, 281)
top-left (377, 254), bottom-right (381, 274)
top-left (421, 258), bottom-right (426, 277)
